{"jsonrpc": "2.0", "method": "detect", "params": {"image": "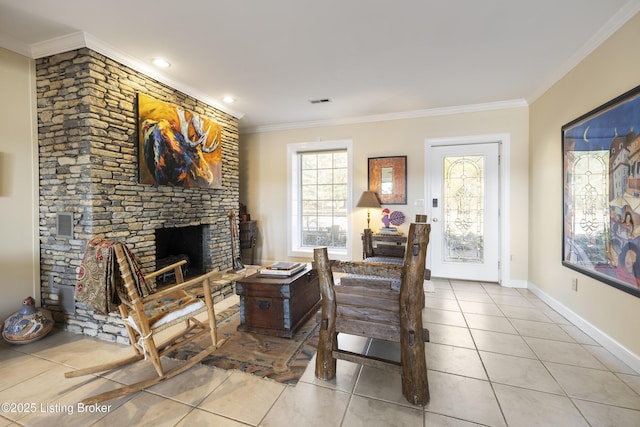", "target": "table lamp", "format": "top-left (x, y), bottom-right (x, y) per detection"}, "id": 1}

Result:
top-left (356, 191), bottom-right (381, 229)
